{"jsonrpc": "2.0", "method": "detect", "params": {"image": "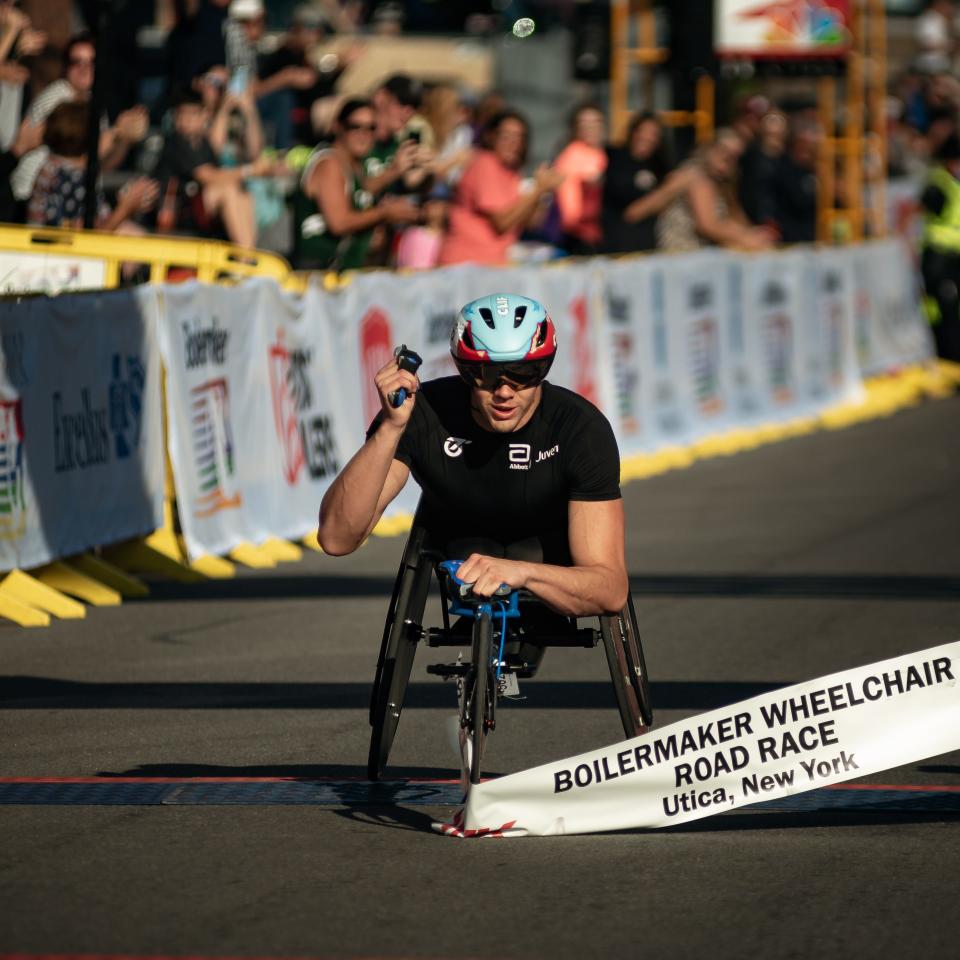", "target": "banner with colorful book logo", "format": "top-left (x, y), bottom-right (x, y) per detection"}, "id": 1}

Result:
top-left (0, 287), bottom-right (165, 571)
top-left (158, 280), bottom-right (349, 560)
